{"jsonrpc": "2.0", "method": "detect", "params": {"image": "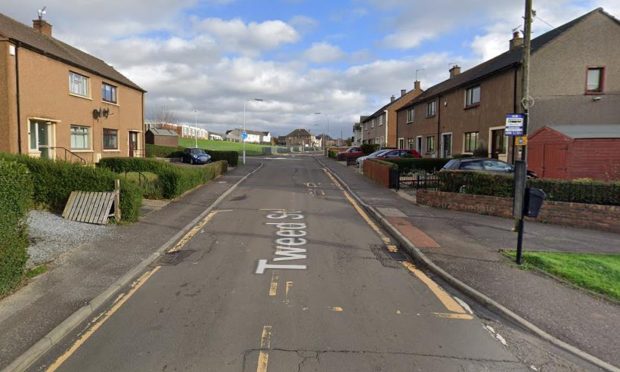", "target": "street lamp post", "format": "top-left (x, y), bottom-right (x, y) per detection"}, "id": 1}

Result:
top-left (193, 109), bottom-right (198, 148)
top-left (243, 98), bottom-right (263, 165)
